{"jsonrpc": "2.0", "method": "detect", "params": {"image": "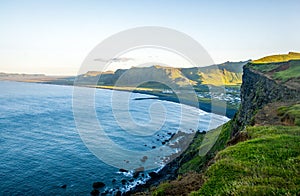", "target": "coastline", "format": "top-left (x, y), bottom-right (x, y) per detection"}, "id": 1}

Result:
top-left (84, 84), bottom-right (237, 119)
top-left (0, 80), bottom-right (233, 194)
top-left (0, 76), bottom-right (238, 118)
